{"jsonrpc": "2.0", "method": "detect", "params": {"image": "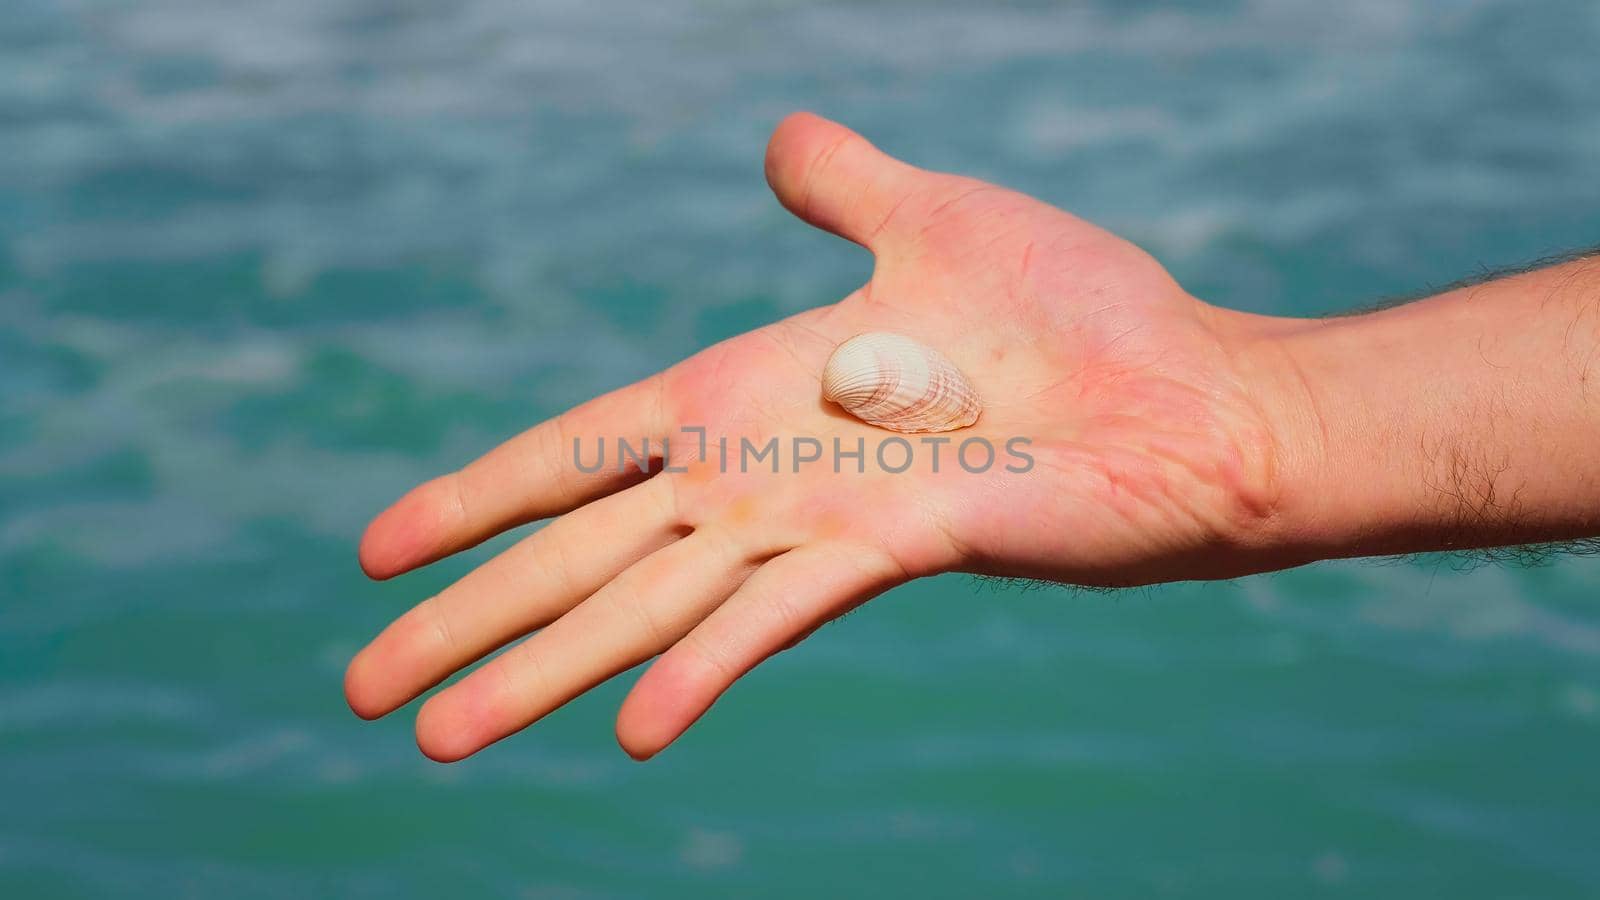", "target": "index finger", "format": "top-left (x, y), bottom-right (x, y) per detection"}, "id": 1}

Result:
top-left (359, 373), bottom-right (671, 579)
